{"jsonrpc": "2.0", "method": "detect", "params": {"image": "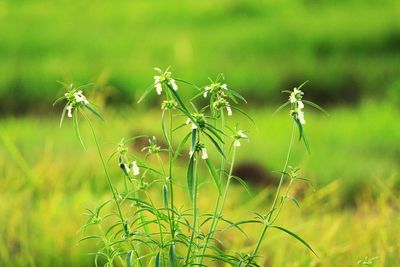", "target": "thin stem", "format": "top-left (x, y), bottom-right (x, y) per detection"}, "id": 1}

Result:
top-left (168, 109), bottom-right (176, 241)
top-left (248, 121), bottom-right (296, 264)
top-left (185, 153), bottom-right (199, 265)
top-left (81, 111), bottom-right (144, 267)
